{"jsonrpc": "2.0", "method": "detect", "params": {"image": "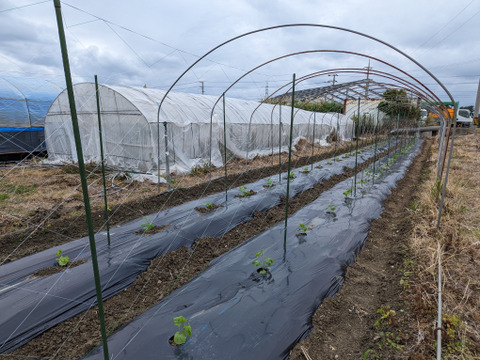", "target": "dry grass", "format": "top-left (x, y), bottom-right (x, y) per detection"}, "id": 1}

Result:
top-left (0, 161), bottom-right (159, 236)
top-left (405, 130), bottom-right (480, 358)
